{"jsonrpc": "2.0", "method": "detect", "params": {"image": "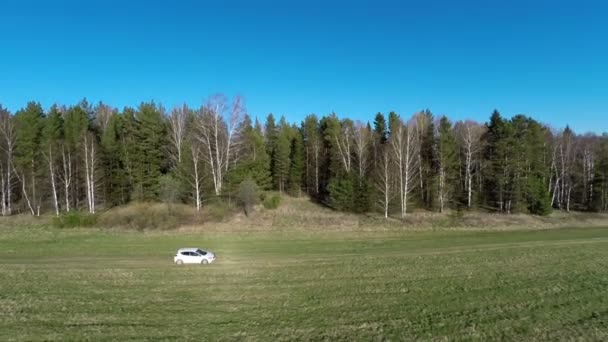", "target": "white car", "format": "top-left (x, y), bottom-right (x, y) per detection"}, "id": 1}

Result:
top-left (174, 248), bottom-right (216, 265)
